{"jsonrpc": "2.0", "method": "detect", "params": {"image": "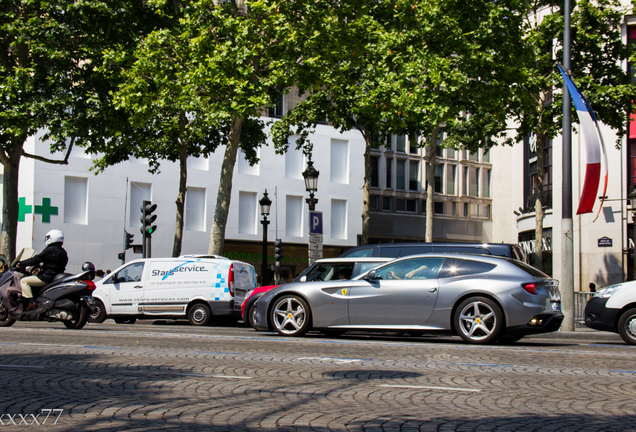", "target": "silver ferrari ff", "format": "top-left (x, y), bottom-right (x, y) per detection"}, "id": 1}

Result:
top-left (252, 254), bottom-right (562, 344)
